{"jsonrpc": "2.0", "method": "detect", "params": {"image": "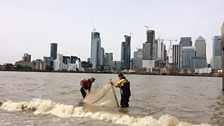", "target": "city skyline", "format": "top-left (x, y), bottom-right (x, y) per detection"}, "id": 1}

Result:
top-left (0, 0), bottom-right (224, 64)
